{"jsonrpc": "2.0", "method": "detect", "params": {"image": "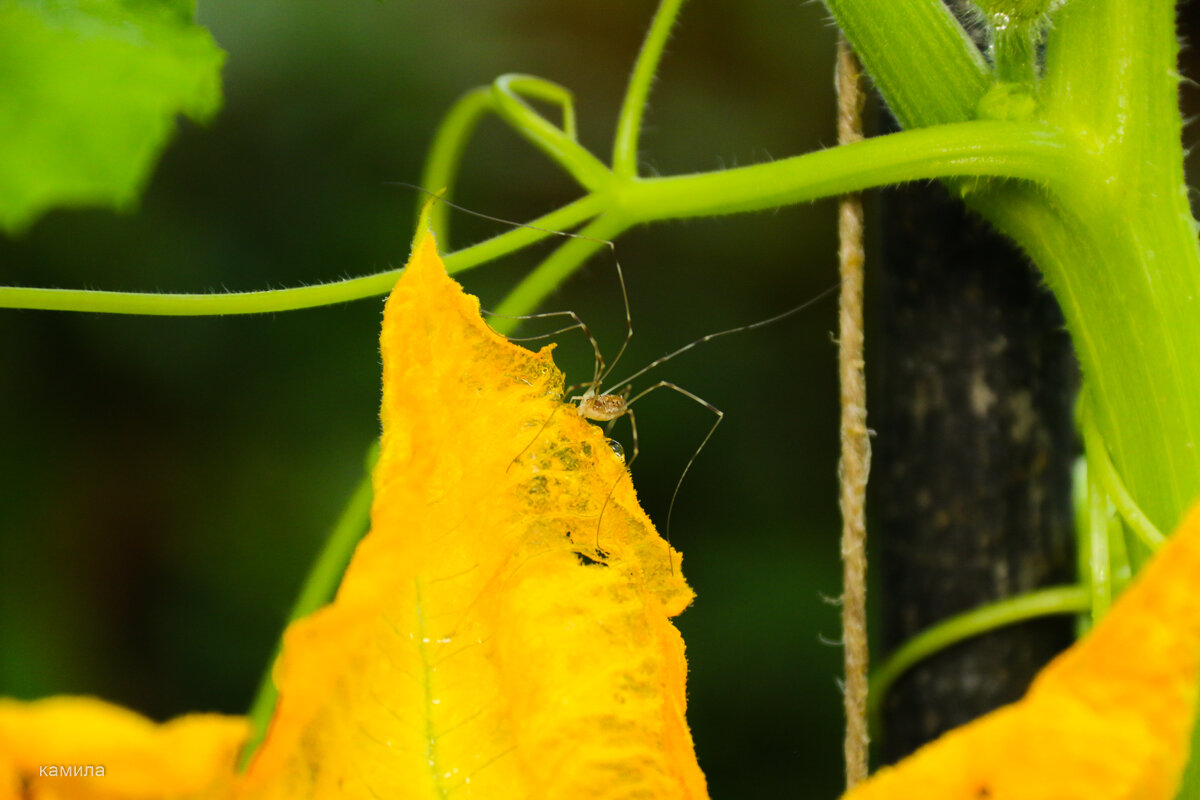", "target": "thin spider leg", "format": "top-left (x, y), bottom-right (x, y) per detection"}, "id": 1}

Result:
top-left (503, 323), bottom-right (583, 343)
top-left (481, 308), bottom-right (581, 323)
top-left (598, 402), bottom-right (637, 462)
top-left (593, 406), bottom-right (640, 552)
top-left (483, 308), bottom-right (604, 378)
top-left (625, 381), bottom-right (724, 564)
top-left (604, 281), bottom-right (840, 397)
top-left (506, 403), bottom-right (564, 473)
top-left (621, 404), bottom-right (640, 467)
top-left (595, 463), bottom-right (626, 551)
top-left (596, 253), bottom-right (633, 388)
top-left (388, 182), bottom-right (595, 246)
